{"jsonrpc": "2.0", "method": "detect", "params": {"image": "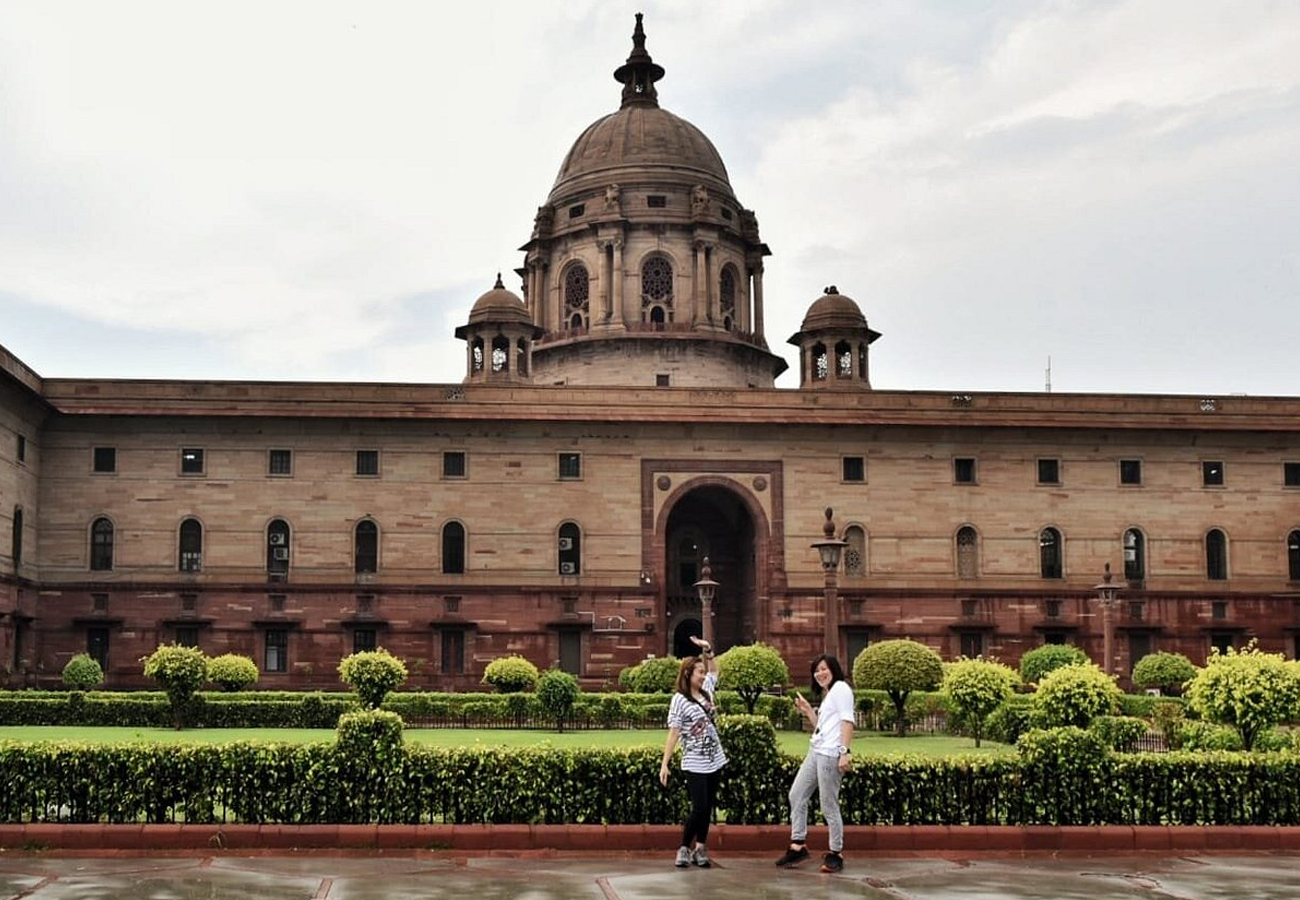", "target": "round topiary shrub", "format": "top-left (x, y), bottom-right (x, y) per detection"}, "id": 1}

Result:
top-left (536, 669), bottom-right (580, 731)
top-left (1019, 644), bottom-right (1090, 685)
top-left (618, 656), bottom-right (680, 693)
top-left (338, 647), bottom-right (409, 708)
top-left (62, 653), bottom-right (104, 691)
top-left (482, 654), bottom-right (540, 692)
top-left (335, 708), bottom-right (405, 759)
top-left (142, 644), bottom-right (210, 729)
top-left (940, 657), bottom-right (1020, 746)
top-left (206, 653), bottom-right (260, 692)
top-left (1030, 663), bottom-right (1122, 729)
top-left (717, 643), bottom-right (790, 714)
top-left (1131, 651), bottom-right (1197, 696)
top-left (853, 639), bottom-right (944, 736)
